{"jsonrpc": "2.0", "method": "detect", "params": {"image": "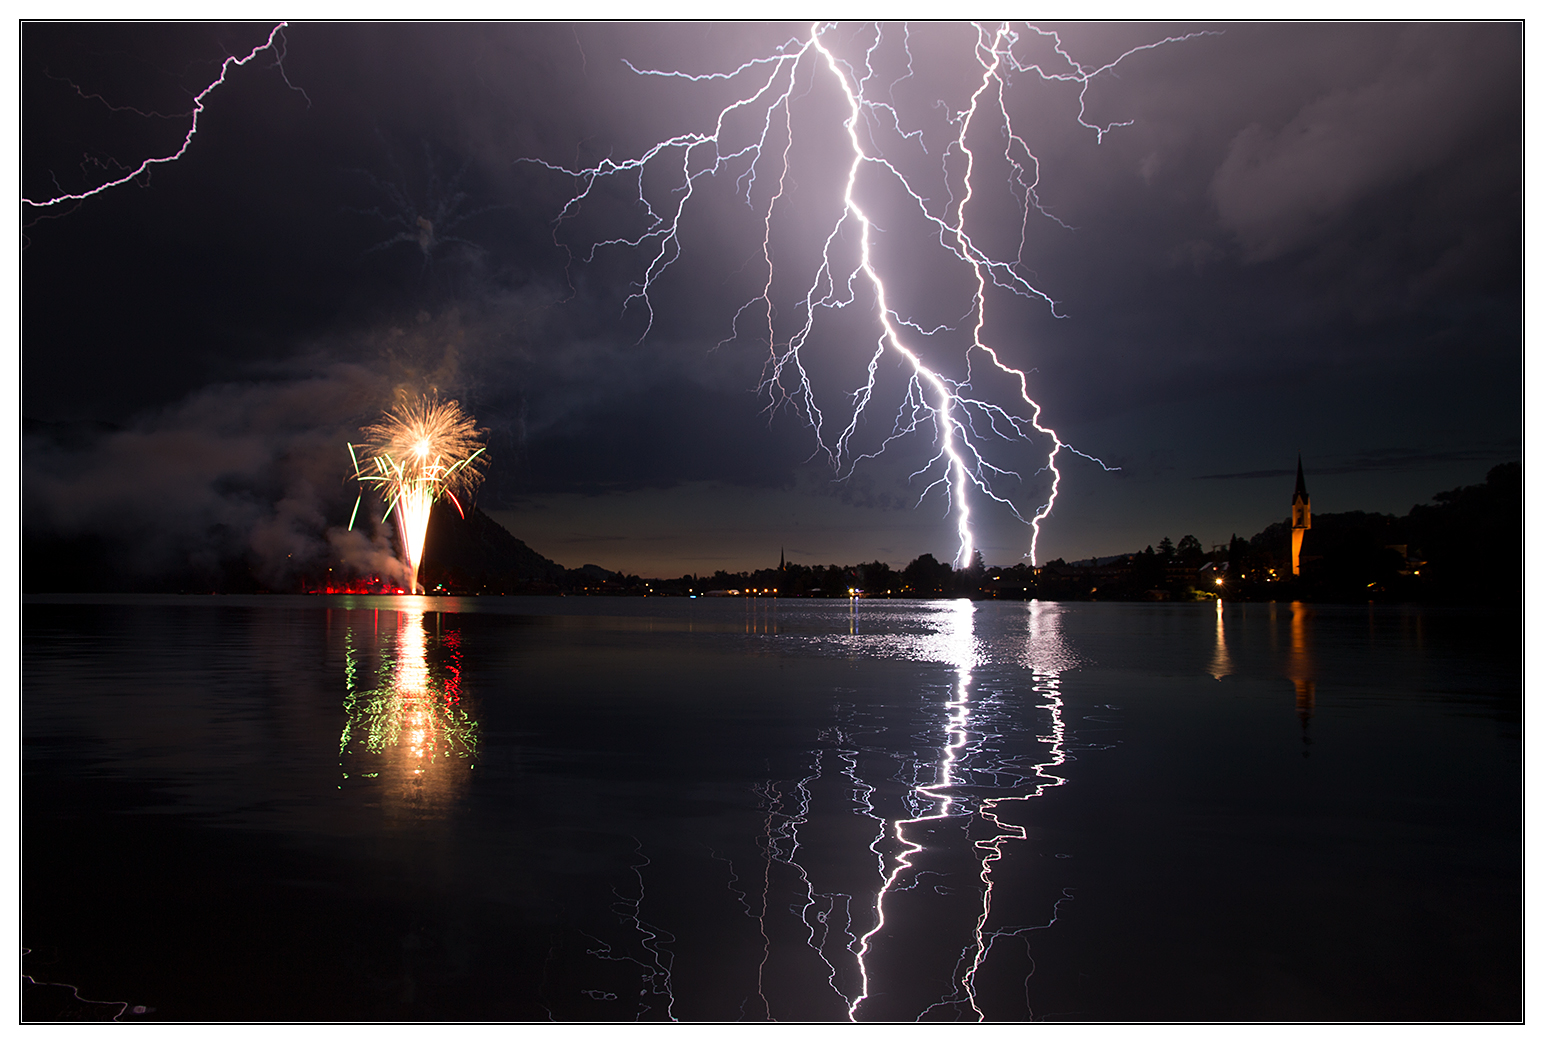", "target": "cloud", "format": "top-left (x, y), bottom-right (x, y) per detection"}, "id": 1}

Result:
top-left (1195, 443), bottom-right (1514, 480)
top-left (1210, 26), bottom-right (1517, 262)
top-left (1165, 238), bottom-right (1226, 271)
top-left (1193, 468), bottom-right (1298, 481)
top-left (24, 362), bottom-right (398, 586)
